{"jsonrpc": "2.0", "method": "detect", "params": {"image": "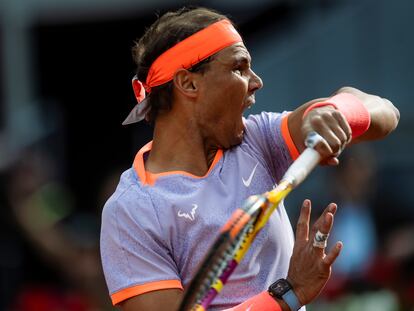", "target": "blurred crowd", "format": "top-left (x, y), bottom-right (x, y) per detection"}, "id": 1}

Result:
top-left (309, 146), bottom-right (414, 311)
top-left (0, 145), bottom-right (117, 310)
